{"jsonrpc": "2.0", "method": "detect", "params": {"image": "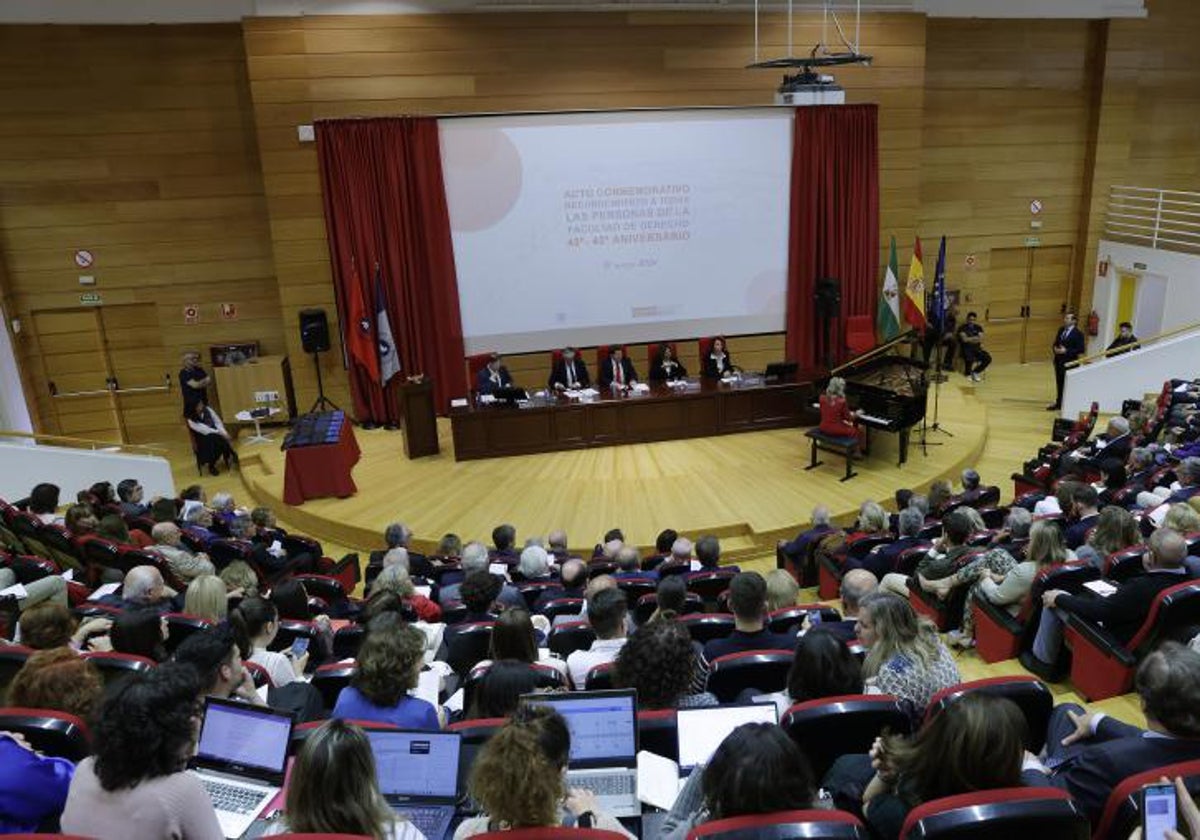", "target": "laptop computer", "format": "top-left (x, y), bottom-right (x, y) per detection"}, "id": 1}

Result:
top-left (189, 697), bottom-right (295, 840)
top-left (521, 689), bottom-right (640, 818)
top-left (676, 702), bottom-right (779, 775)
top-left (367, 729), bottom-right (462, 840)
